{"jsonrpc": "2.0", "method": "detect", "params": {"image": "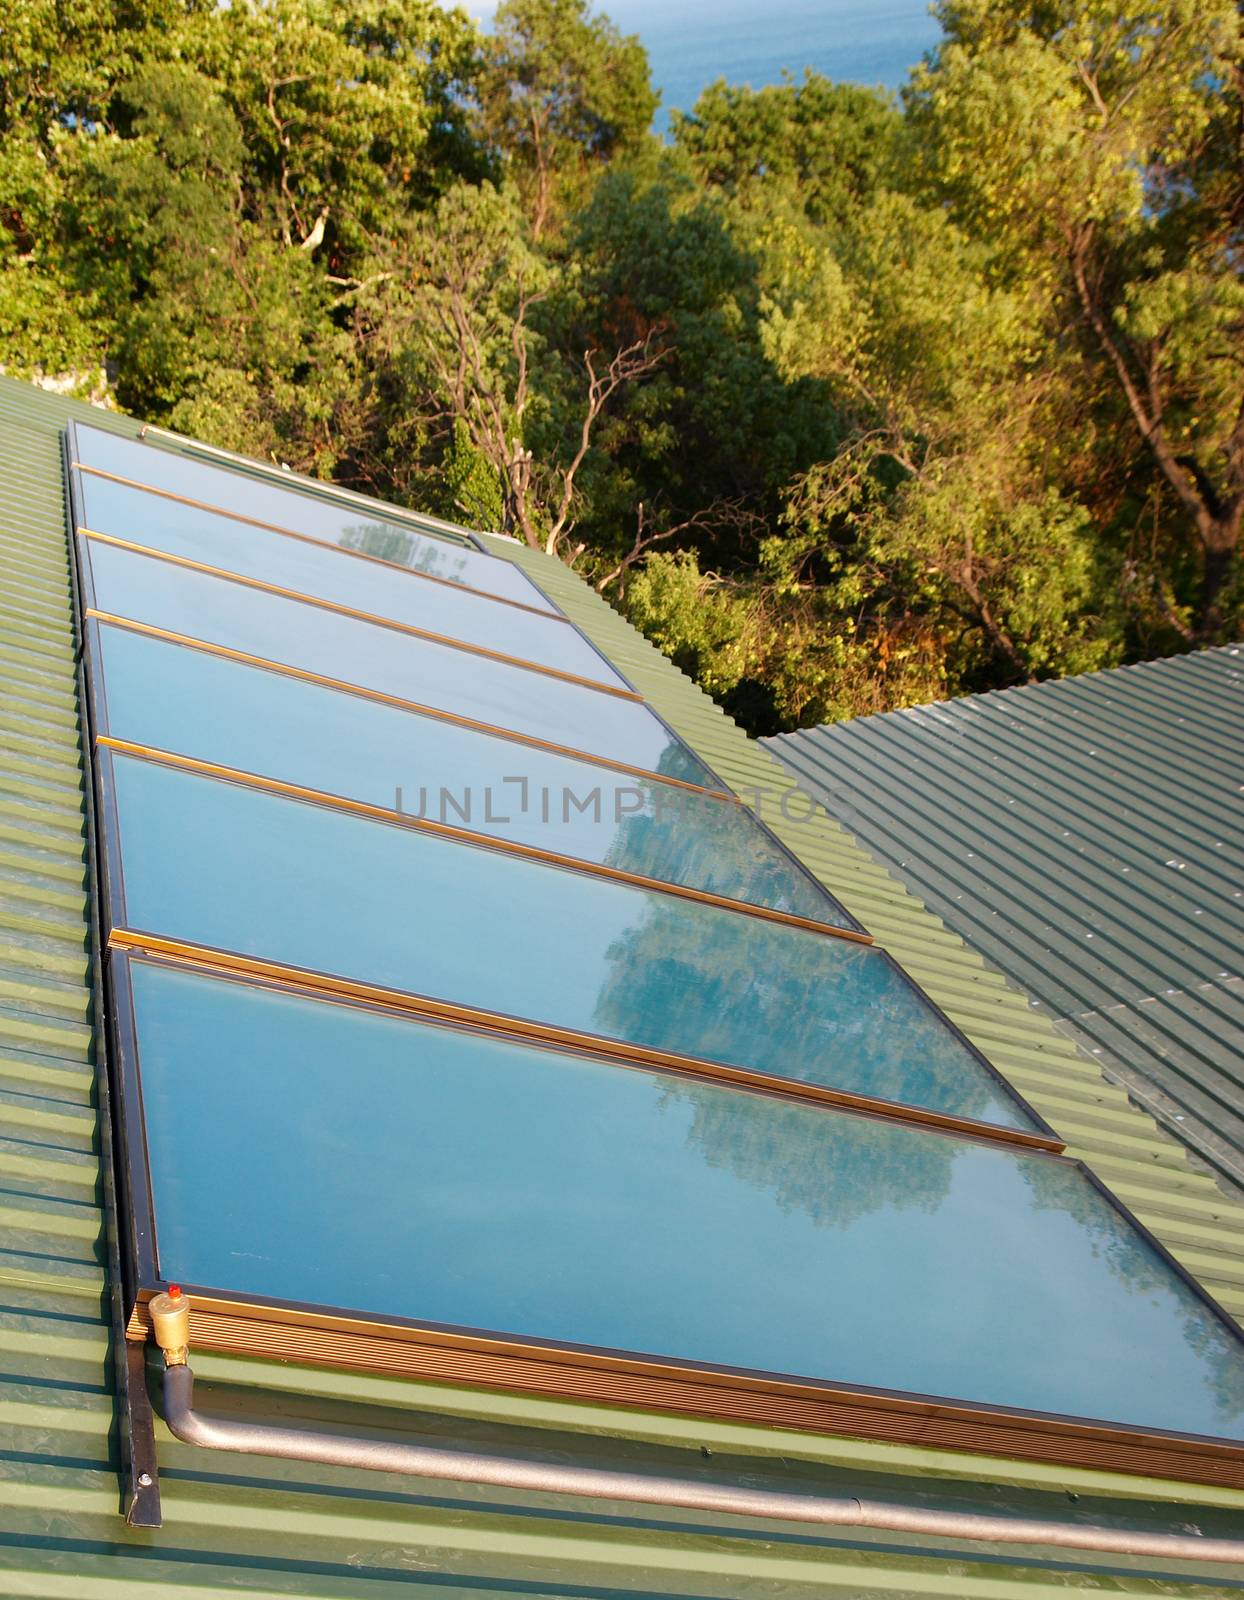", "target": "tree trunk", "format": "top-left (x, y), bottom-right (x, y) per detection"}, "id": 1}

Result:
top-left (1198, 534), bottom-right (1239, 642)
